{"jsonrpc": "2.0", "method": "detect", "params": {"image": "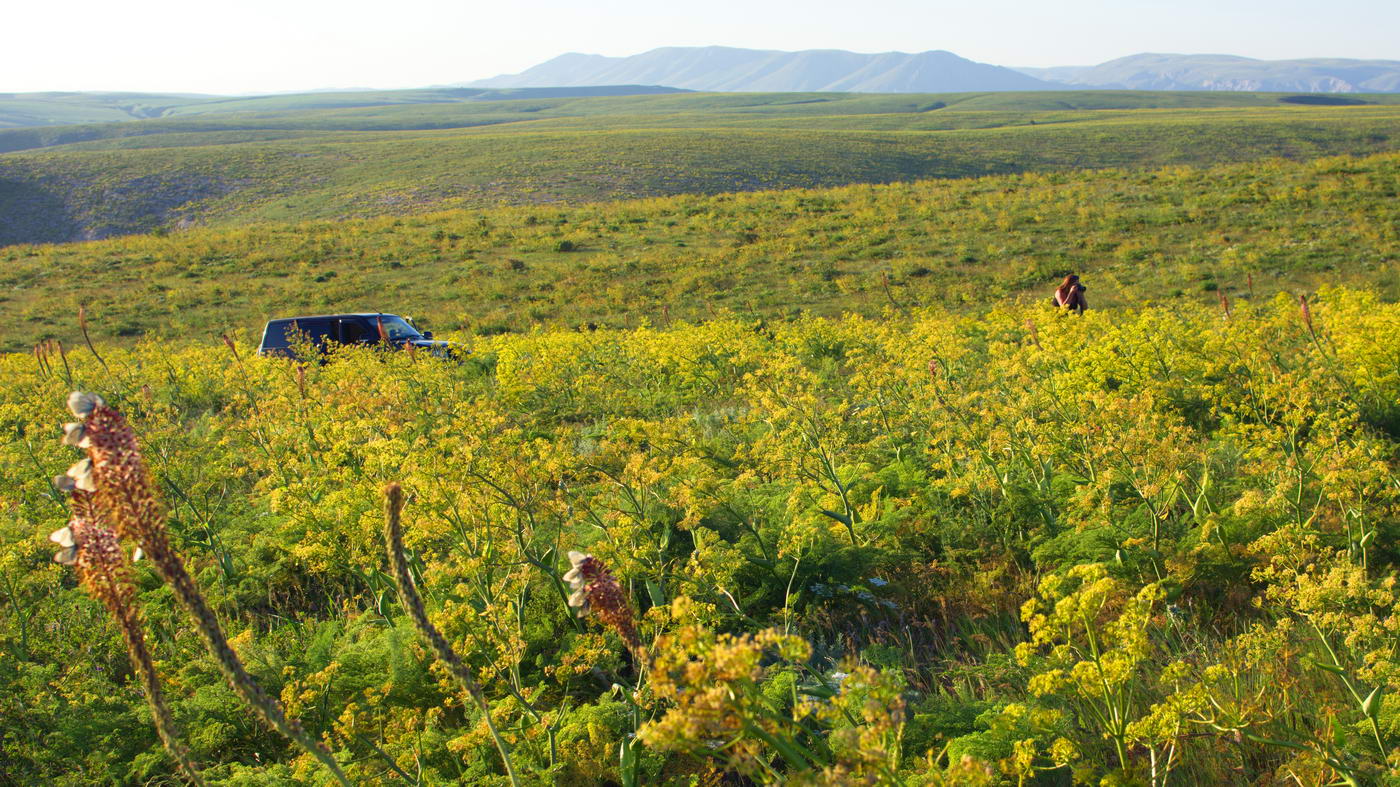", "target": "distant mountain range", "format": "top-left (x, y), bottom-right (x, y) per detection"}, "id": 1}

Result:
top-left (469, 47), bottom-right (1400, 94)
top-left (1016, 53), bottom-right (1400, 93)
top-left (464, 47), bottom-right (1052, 93)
